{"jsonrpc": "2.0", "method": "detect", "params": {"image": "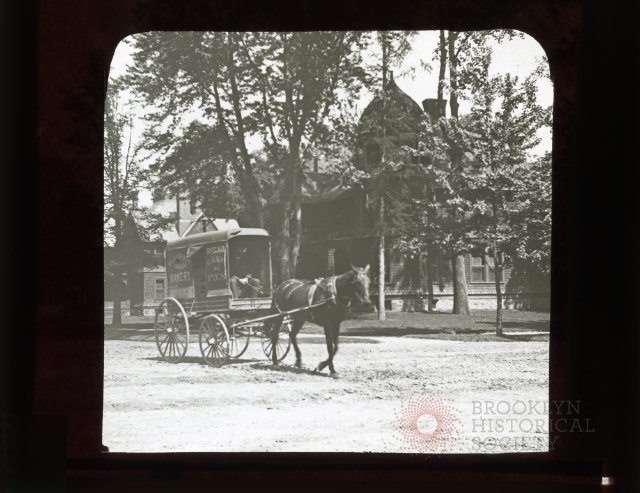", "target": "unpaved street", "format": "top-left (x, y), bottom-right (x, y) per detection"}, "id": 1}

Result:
top-left (103, 330), bottom-right (549, 453)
